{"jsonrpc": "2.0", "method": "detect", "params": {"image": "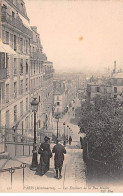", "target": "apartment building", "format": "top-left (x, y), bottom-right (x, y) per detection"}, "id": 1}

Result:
top-left (0, 0), bottom-right (54, 151)
top-left (111, 71), bottom-right (123, 100)
top-left (0, 0), bottom-right (31, 146)
top-left (86, 80), bottom-right (112, 102)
